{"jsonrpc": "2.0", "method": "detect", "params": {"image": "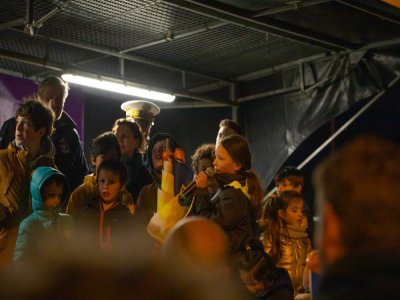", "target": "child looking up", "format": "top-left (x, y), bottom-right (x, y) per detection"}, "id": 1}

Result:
top-left (77, 159), bottom-right (134, 255)
top-left (14, 167), bottom-right (74, 267)
top-left (260, 190), bottom-right (311, 296)
top-left (195, 135), bottom-right (264, 258)
top-left (66, 132), bottom-right (133, 218)
top-left (112, 118), bottom-right (152, 203)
